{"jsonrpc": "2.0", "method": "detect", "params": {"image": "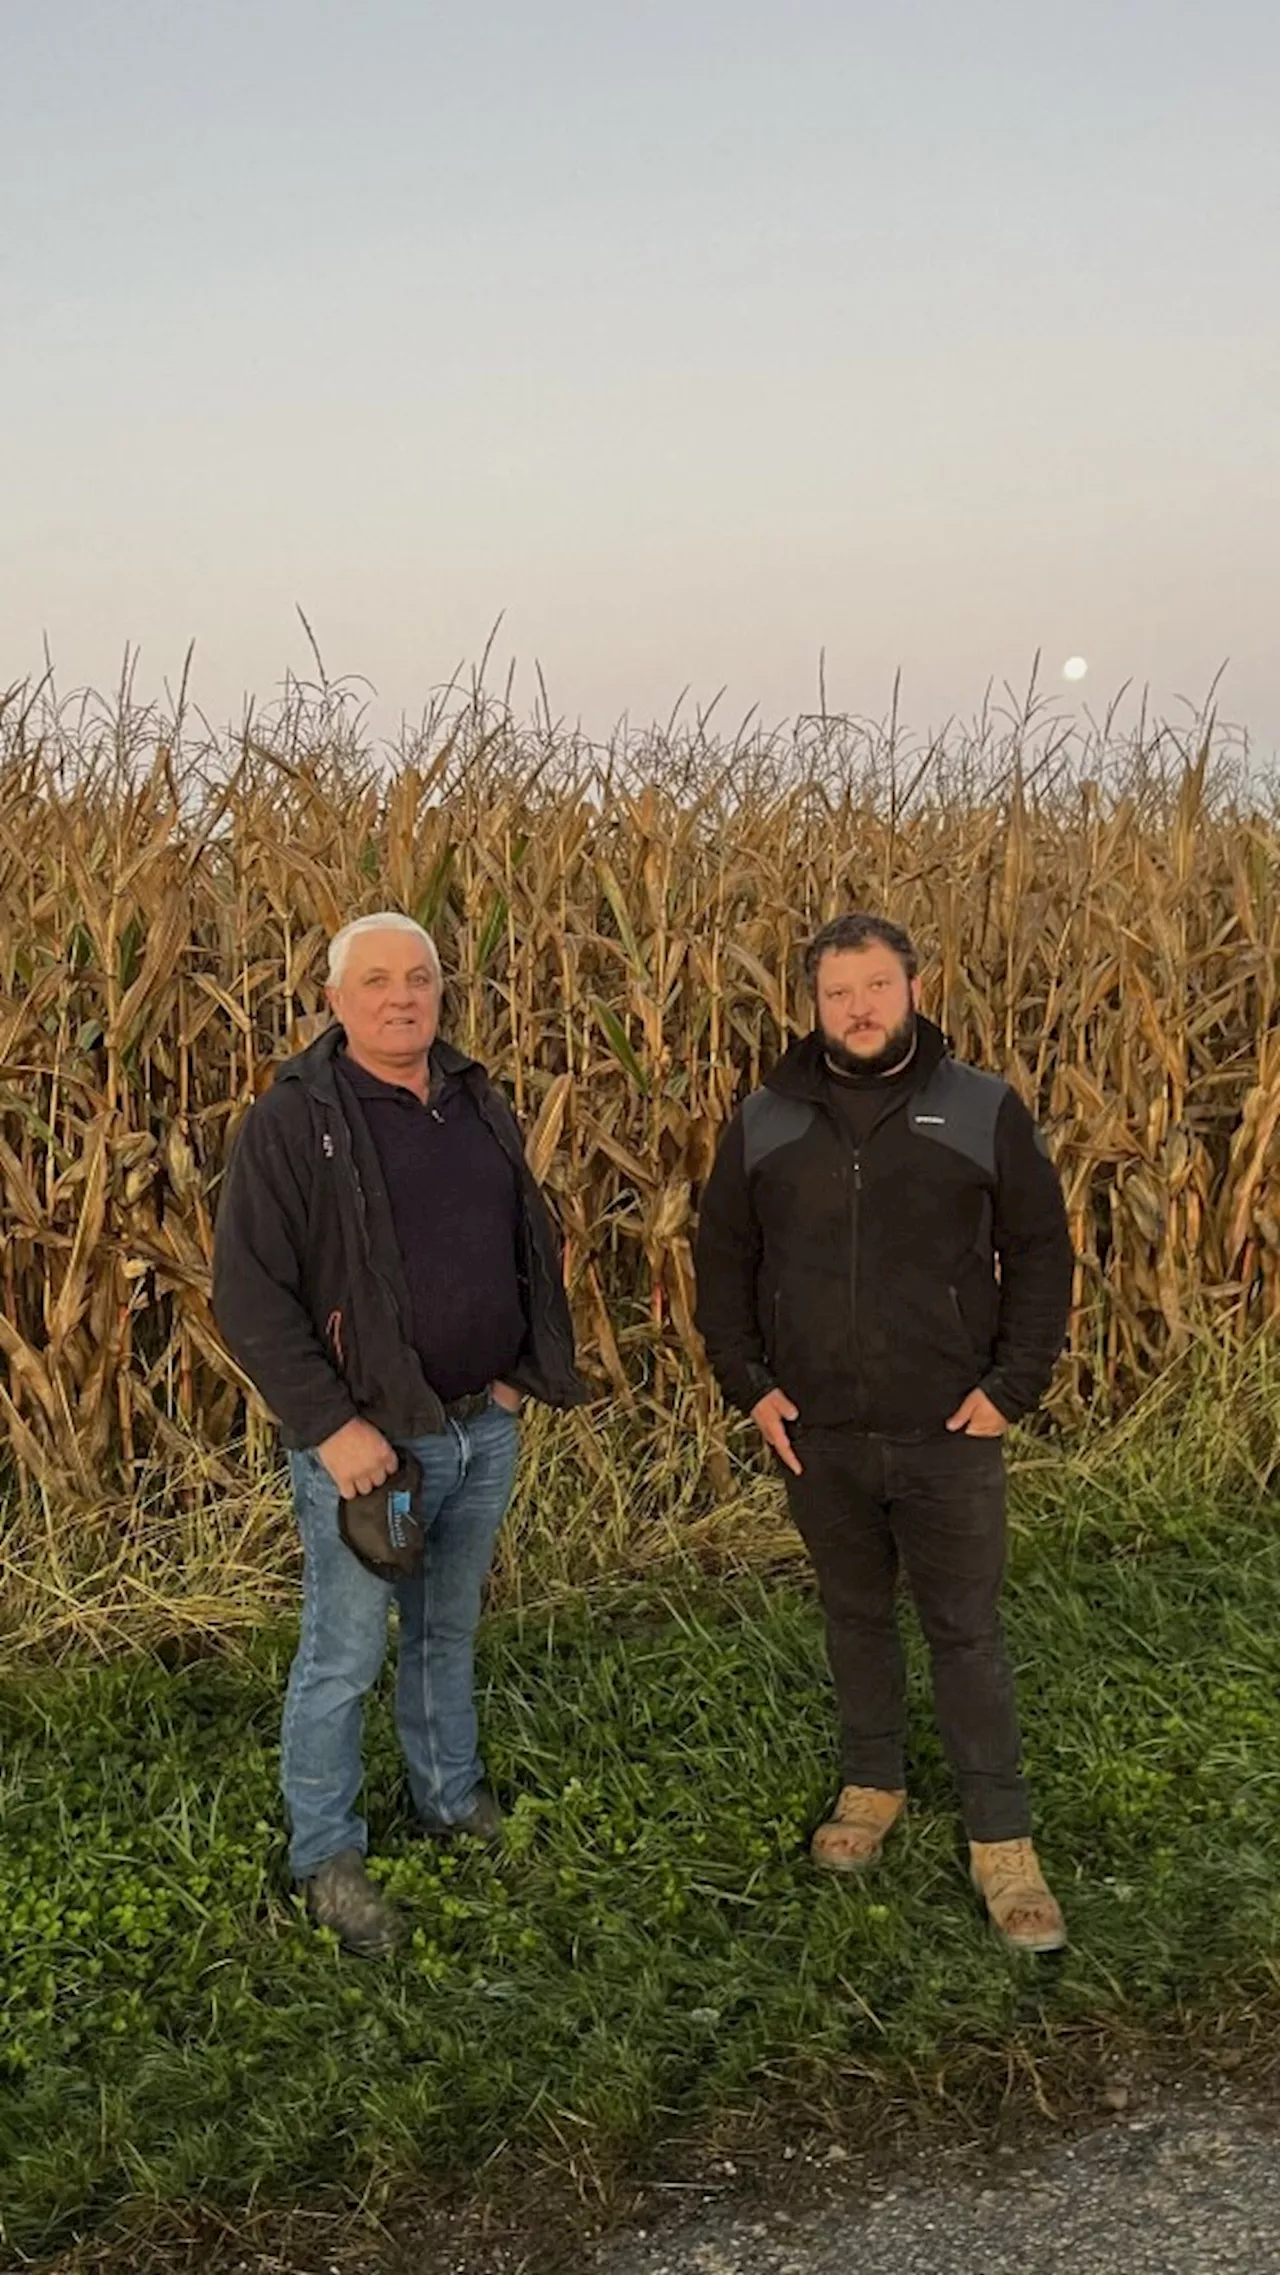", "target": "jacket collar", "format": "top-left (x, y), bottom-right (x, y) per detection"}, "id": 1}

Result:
top-left (764, 1014), bottom-right (949, 1104)
top-left (272, 1021), bottom-right (482, 1096)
